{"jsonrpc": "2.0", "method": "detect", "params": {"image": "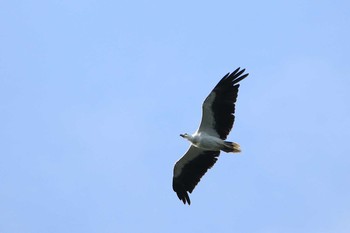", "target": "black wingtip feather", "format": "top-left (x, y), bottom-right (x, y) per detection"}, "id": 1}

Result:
top-left (231, 67), bottom-right (241, 76)
top-left (233, 73), bottom-right (249, 85)
top-left (216, 67), bottom-right (248, 87)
